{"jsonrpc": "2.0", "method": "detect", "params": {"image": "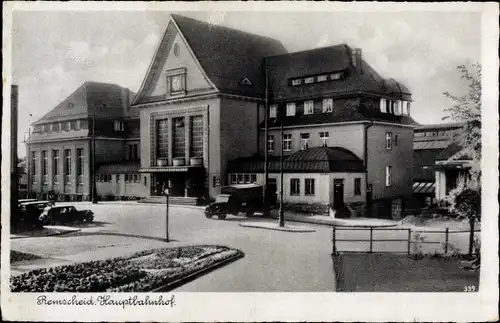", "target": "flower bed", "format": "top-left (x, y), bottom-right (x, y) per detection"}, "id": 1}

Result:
top-left (11, 245), bottom-right (244, 292)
